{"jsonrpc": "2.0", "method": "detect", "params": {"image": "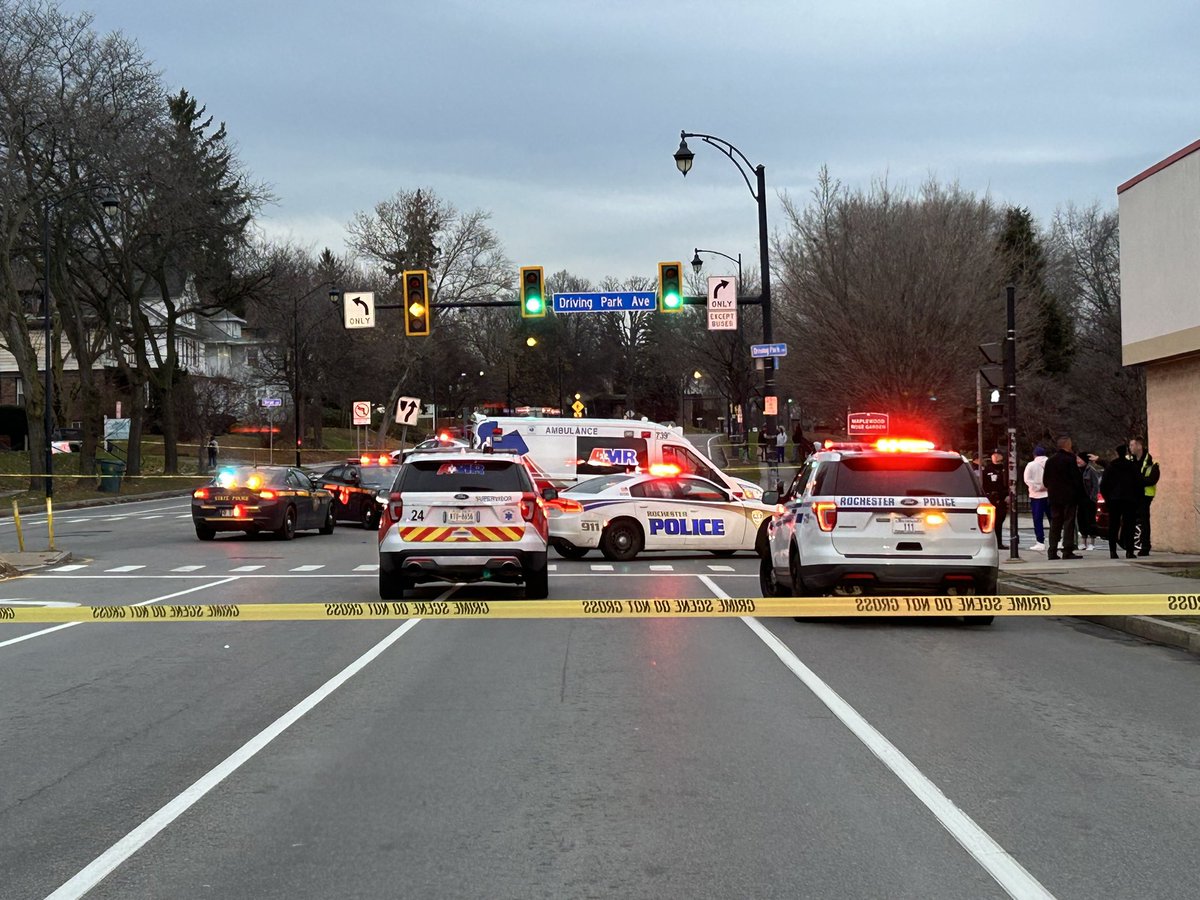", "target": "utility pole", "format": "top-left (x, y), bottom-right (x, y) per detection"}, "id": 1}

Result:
top-left (1004, 284), bottom-right (1019, 560)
